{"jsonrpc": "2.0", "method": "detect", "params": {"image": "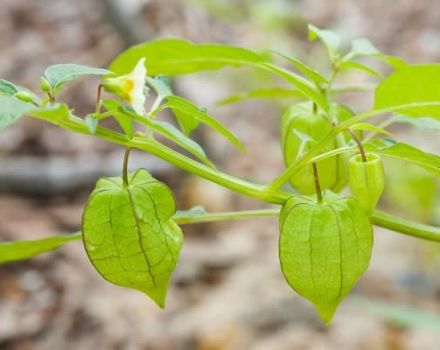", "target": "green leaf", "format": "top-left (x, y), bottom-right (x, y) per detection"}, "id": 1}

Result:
top-left (44, 64), bottom-right (110, 90)
top-left (0, 78), bottom-right (19, 95)
top-left (384, 159), bottom-right (438, 222)
top-left (390, 115), bottom-right (440, 130)
top-left (147, 118), bottom-right (215, 168)
top-left (259, 62), bottom-right (329, 111)
top-left (85, 114), bottom-right (99, 134)
top-left (350, 122), bottom-right (391, 136)
top-left (0, 79), bottom-right (40, 104)
top-left (109, 39), bottom-right (263, 76)
top-left (171, 106), bottom-right (201, 136)
top-left (339, 61), bottom-right (383, 78)
top-left (218, 87), bottom-right (304, 105)
top-left (279, 194), bottom-right (373, 323)
top-left (102, 99), bottom-right (134, 138)
top-left (308, 24), bottom-right (341, 58)
top-left (29, 103), bottom-right (72, 121)
top-left (145, 76), bottom-right (201, 135)
top-left (0, 232), bottom-right (81, 264)
top-left (0, 95), bottom-right (33, 130)
top-left (146, 76), bottom-right (173, 99)
top-left (343, 38), bottom-right (380, 61)
top-left (270, 50), bottom-right (328, 86)
top-left (82, 169), bottom-right (183, 307)
top-left (364, 139), bottom-right (440, 176)
top-left (163, 95), bottom-right (246, 152)
top-left (375, 64), bottom-right (440, 119)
